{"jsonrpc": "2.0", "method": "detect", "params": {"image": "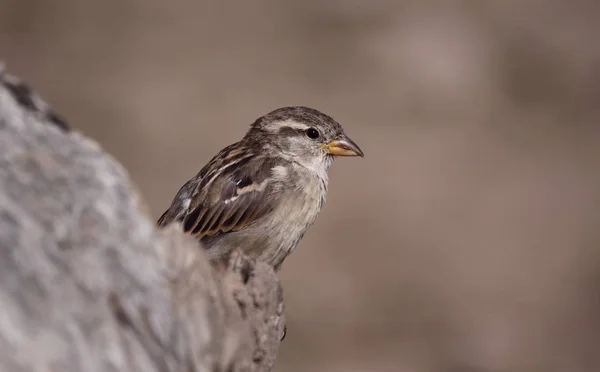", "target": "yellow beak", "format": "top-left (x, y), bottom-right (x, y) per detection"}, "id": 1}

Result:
top-left (321, 135), bottom-right (364, 157)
